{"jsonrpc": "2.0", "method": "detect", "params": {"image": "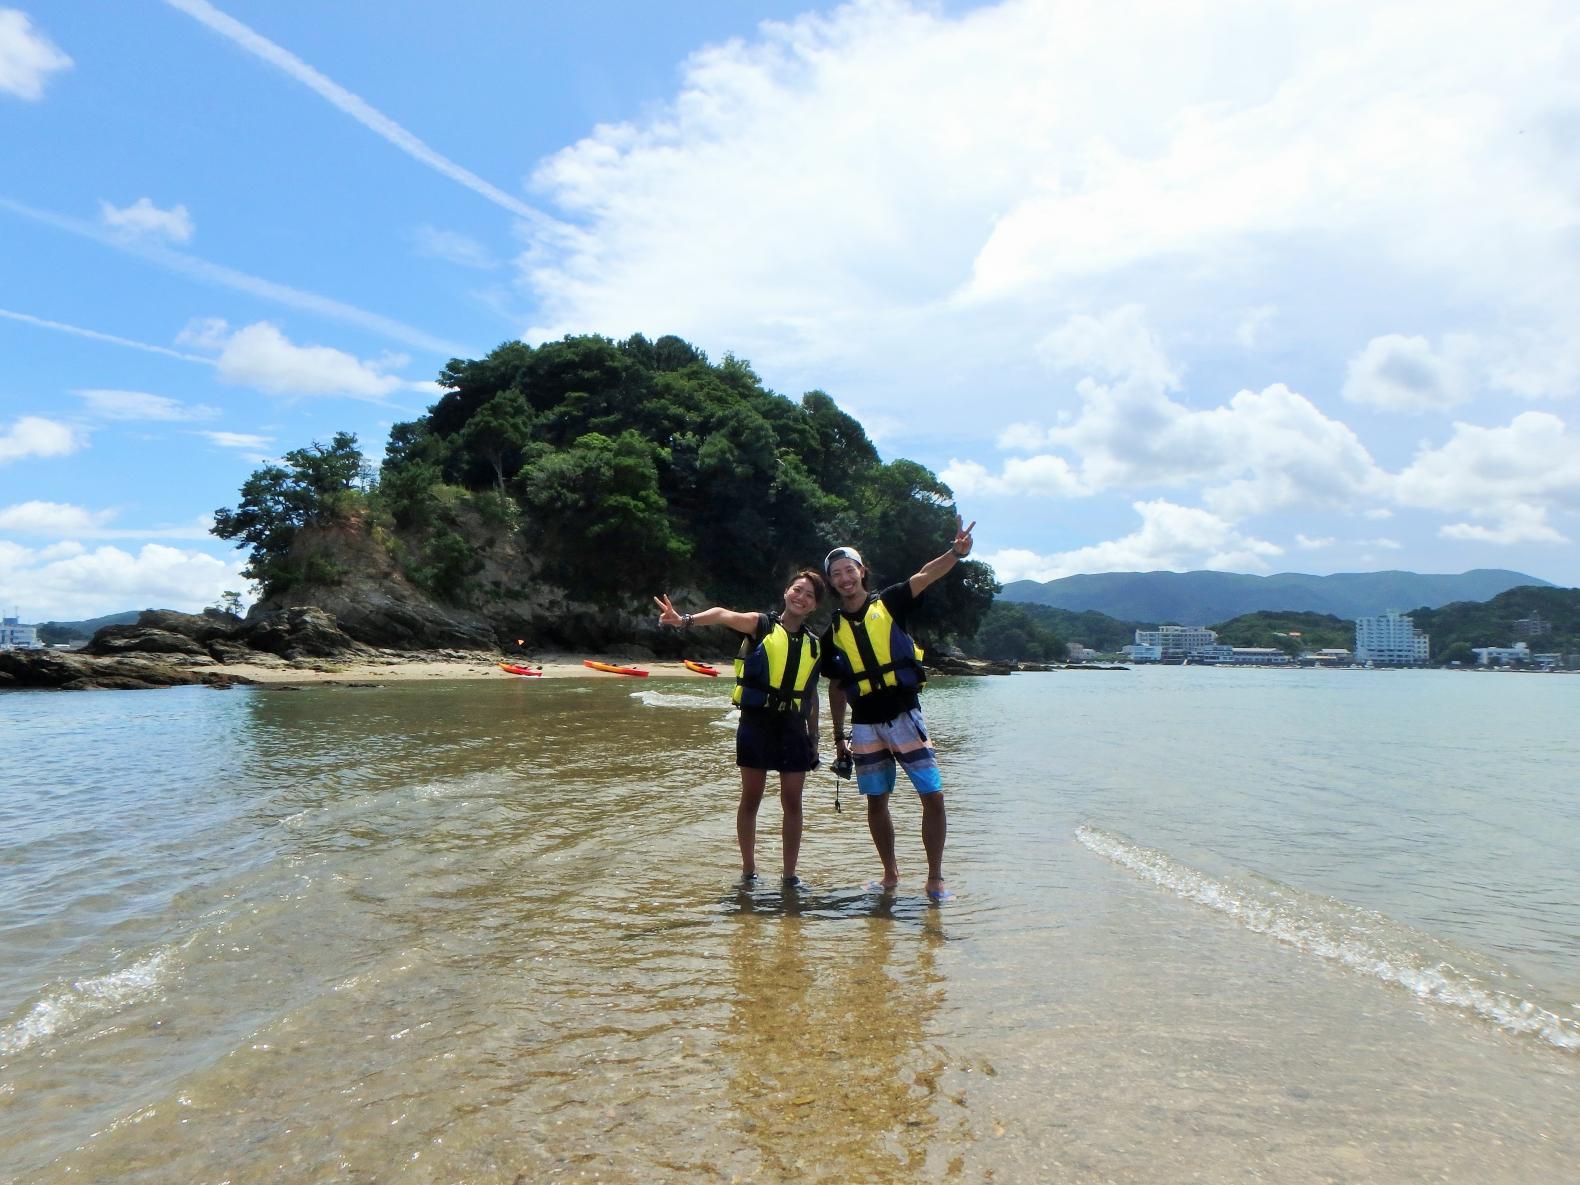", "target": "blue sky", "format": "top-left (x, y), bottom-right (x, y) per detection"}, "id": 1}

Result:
top-left (2, 0), bottom-right (1577, 620)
